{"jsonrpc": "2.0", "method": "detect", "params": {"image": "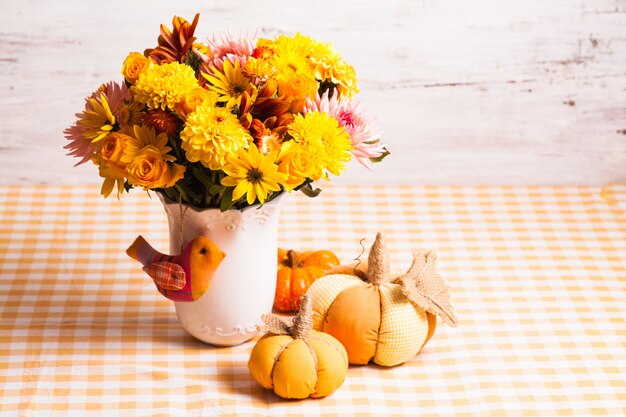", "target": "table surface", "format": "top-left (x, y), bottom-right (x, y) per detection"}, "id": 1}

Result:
top-left (0, 184), bottom-right (624, 416)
